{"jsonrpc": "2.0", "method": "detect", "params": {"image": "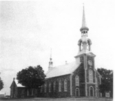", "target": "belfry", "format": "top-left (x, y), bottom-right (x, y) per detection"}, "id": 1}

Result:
top-left (48, 49), bottom-right (53, 69)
